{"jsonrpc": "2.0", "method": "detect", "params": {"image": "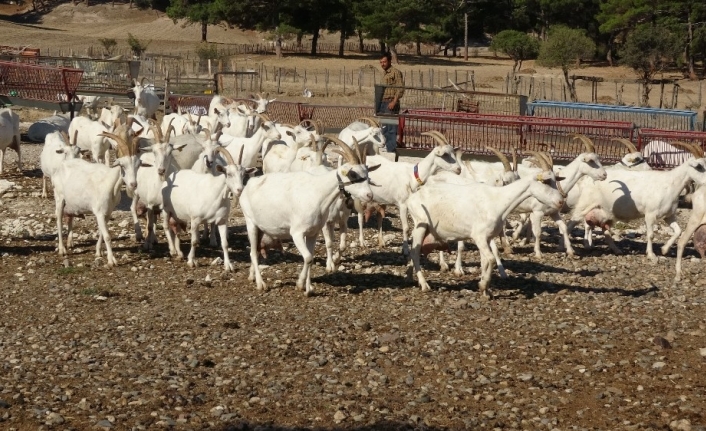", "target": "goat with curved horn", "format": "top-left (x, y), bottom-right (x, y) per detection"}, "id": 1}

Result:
top-left (572, 133), bottom-right (596, 154)
top-left (421, 131), bottom-right (447, 147)
top-left (671, 141), bottom-right (704, 159)
top-left (527, 151), bottom-right (550, 171)
top-left (328, 136), bottom-right (361, 165)
top-left (486, 146), bottom-right (512, 172)
top-left (612, 138), bottom-right (638, 154)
